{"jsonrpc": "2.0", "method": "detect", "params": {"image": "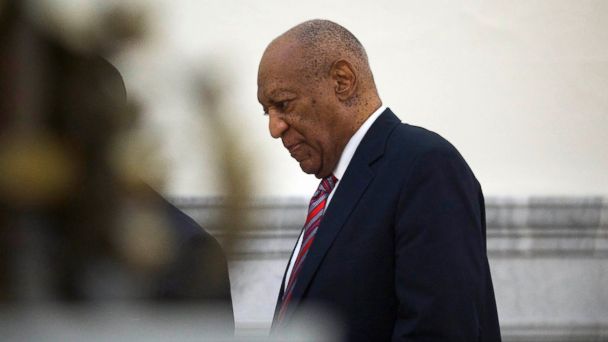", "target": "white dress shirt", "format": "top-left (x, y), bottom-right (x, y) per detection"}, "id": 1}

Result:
top-left (283, 105), bottom-right (387, 290)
